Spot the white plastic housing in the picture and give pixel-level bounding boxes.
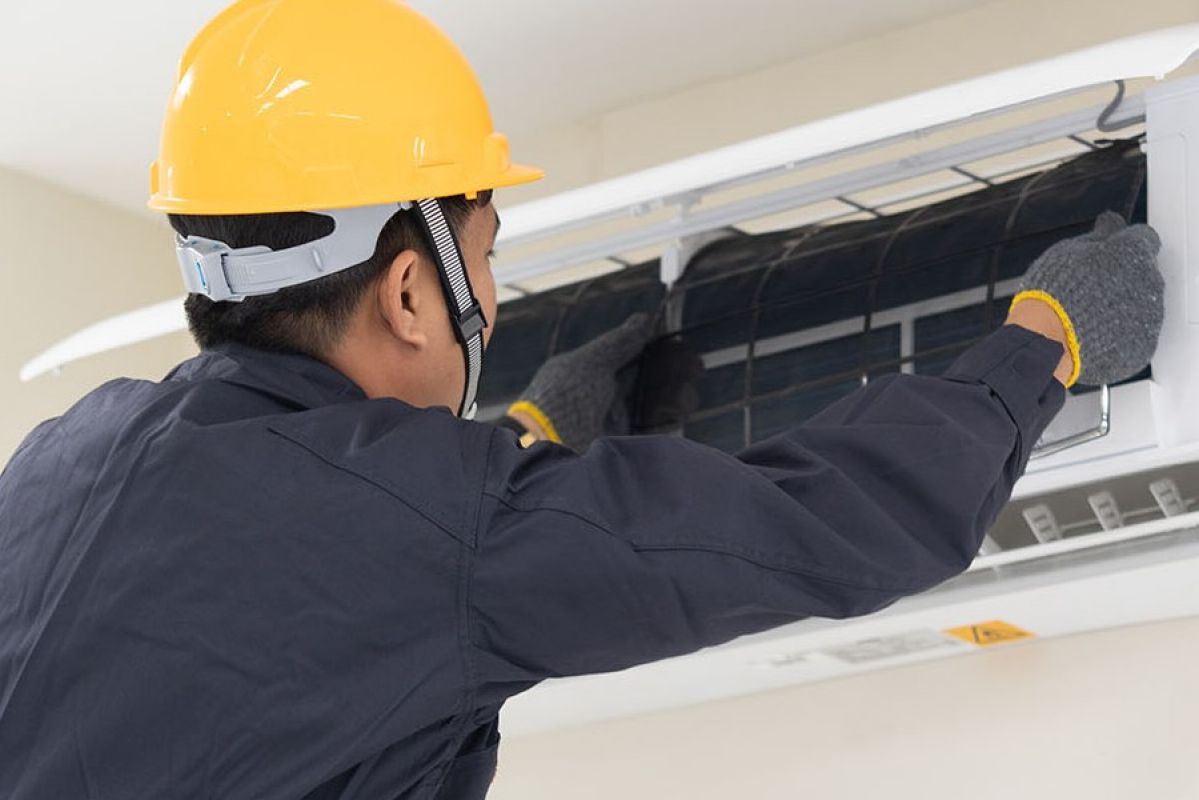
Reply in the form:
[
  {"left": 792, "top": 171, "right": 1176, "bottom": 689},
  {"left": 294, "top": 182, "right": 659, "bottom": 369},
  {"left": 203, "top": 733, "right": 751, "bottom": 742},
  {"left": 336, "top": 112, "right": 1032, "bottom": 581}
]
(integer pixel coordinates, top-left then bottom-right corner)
[{"left": 1147, "top": 74, "right": 1199, "bottom": 448}]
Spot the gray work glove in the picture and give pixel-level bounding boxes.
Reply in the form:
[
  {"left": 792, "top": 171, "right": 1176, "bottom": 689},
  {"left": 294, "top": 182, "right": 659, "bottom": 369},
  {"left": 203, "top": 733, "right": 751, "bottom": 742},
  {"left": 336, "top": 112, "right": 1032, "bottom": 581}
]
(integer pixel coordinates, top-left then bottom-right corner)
[
  {"left": 512, "top": 313, "right": 654, "bottom": 451},
  {"left": 1016, "top": 211, "right": 1163, "bottom": 386}
]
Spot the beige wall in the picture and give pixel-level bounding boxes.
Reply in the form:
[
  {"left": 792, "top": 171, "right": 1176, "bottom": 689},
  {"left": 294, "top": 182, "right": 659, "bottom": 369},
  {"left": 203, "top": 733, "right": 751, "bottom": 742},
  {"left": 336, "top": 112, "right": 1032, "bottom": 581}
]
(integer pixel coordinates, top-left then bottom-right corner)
[
  {"left": 490, "top": 616, "right": 1199, "bottom": 800},
  {"left": 0, "top": 166, "right": 195, "bottom": 463},
  {"left": 503, "top": 0, "right": 1199, "bottom": 204}
]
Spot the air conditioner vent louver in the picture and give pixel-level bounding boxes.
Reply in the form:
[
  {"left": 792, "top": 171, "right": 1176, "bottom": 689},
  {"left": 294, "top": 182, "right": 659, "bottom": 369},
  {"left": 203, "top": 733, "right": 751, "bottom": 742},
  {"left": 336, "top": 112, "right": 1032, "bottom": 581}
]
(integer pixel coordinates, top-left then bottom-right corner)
[{"left": 989, "top": 461, "right": 1199, "bottom": 552}]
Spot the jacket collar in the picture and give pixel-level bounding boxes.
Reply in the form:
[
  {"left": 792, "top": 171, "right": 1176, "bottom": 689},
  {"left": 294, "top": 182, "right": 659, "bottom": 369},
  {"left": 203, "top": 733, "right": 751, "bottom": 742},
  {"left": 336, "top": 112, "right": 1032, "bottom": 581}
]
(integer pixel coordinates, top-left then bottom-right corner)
[{"left": 167, "top": 343, "right": 368, "bottom": 410}]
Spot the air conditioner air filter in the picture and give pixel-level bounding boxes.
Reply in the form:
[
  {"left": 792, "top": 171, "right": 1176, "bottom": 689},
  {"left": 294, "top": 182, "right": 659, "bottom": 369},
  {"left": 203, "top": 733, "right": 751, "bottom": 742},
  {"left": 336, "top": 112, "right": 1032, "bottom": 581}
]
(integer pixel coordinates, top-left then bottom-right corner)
[{"left": 479, "top": 138, "right": 1148, "bottom": 452}]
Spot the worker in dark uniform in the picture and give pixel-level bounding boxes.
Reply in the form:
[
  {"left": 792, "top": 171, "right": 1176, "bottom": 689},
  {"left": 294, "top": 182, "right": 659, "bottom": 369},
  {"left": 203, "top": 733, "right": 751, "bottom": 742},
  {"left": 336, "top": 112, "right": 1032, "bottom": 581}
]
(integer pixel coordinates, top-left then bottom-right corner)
[{"left": 0, "top": 1, "right": 1164, "bottom": 798}]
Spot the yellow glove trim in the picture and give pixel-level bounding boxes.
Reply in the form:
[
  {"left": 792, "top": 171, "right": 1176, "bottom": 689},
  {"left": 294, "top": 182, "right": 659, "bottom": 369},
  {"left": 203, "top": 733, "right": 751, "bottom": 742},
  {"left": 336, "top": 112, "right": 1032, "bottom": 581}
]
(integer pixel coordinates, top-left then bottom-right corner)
[
  {"left": 1010, "top": 290, "right": 1081, "bottom": 388},
  {"left": 507, "top": 401, "right": 563, "bottom": 445}
]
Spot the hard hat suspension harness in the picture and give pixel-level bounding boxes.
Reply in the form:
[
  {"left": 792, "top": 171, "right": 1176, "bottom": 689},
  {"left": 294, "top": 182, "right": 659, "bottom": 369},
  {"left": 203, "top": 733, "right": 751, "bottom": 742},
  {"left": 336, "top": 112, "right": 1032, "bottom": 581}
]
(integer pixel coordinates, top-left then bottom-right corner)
[{"left": 174, "top": 199, "right": 486, "bottom": 419}]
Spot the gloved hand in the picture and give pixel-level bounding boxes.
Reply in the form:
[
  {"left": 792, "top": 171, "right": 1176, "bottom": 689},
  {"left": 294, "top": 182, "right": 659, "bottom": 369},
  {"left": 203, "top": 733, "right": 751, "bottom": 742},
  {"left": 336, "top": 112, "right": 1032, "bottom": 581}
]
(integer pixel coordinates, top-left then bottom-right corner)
[
  {"left": 1013, "top": 211, "right": 1163, "bottom": 386},
  {"left": 509, "top": 313, "right": 654, "bottom": 451}
]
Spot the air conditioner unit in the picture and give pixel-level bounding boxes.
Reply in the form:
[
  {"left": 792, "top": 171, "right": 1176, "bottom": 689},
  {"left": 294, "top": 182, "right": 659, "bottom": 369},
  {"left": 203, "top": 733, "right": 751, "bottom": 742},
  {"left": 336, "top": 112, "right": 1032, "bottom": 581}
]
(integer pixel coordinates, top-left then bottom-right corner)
[
  {"left": 482, "top": 34, "right": 1199, "bottom": 735},
  {"left": 19, "top": 25, "right": 1199, "bottom": 737}
]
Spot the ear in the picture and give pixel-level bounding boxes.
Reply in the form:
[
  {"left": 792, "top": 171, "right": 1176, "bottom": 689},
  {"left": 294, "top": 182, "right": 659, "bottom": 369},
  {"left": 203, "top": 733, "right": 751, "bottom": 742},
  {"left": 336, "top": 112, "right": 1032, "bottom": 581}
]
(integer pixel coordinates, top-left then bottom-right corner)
[{"left": 377, "top": 249, "right": 428, "bottom": 349}]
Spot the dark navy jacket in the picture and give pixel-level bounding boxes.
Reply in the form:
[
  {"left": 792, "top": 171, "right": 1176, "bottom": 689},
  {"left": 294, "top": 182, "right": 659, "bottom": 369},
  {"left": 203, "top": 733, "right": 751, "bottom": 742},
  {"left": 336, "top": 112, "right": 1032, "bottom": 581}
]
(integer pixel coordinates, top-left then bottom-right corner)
[{"left": 0, "top": 326, "right": 1063, "bottom": 798}]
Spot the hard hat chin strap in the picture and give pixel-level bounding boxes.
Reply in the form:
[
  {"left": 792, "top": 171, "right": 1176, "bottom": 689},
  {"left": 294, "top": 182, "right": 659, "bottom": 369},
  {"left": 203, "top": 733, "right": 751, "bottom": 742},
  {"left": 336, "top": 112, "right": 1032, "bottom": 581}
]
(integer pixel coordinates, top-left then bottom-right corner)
[{"left": 406, "top": 199, "right": 487, "bottom": 420}]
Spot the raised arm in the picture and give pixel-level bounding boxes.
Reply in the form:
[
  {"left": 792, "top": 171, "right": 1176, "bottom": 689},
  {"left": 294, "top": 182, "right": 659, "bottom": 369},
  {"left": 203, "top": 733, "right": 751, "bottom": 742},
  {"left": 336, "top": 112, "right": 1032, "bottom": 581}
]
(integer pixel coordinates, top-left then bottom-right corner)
[{"left": 470, "top": 326, "right": 1061, "bottom": 686}]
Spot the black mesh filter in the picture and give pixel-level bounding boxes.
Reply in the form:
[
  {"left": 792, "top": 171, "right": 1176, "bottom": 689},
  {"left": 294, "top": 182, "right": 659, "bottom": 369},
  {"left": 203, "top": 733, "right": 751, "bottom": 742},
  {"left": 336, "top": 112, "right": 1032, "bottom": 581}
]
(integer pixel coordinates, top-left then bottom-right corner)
[
  {"left": 479, "top": 137, "right": 1149, "bottom": 451},
  {"left": 479, "top": 264, "right": 667, "bottom": 405}
]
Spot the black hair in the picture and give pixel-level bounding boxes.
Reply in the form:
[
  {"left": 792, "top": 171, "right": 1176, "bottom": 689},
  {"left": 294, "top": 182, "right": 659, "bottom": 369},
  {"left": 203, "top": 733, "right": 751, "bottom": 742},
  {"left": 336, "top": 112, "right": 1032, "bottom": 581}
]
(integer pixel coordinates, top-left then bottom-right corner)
[{"left": 169, "top": 191, "right": 492, "bottom": 358}]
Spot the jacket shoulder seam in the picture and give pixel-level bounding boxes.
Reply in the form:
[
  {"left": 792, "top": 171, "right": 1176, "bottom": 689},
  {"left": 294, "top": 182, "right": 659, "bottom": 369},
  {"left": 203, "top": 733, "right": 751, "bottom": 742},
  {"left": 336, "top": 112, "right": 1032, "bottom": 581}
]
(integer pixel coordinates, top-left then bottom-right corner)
[{"left": 268, "top": 426, "right": 468, "bottom": 544}]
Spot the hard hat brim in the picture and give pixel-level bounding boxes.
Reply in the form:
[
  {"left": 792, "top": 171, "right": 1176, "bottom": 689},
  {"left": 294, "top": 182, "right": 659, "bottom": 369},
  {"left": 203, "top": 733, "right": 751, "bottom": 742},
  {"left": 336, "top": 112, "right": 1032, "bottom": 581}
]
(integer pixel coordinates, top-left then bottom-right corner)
[{"left": 149, "top": 162, "right": 545, "bottom": 215}]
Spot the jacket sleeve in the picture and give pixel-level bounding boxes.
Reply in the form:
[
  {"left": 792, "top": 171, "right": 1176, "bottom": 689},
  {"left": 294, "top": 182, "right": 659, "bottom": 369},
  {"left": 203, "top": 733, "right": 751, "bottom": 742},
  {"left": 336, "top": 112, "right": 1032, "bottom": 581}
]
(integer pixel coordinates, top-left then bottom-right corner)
[{"left": 469, "top": 326, "right": 1065, "bottom": 687}]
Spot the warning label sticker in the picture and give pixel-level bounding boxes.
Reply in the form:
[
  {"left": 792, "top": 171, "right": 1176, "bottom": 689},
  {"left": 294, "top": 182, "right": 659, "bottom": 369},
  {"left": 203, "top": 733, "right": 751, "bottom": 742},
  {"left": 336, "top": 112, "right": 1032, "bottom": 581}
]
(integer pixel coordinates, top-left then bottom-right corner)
[
  {"left": 822, "top": 629, "right": 959, "bottom": 664},
  {"left": 943, "top": 620, "right": 1036, "bottom": 647}
]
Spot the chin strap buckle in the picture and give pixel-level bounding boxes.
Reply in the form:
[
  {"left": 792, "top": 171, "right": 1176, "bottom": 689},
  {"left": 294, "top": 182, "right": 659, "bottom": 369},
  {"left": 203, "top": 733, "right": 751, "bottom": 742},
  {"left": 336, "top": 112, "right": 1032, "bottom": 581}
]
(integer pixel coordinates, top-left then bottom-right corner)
[{"left": 454, "top": 303, "right": 488, "bottom": 344}]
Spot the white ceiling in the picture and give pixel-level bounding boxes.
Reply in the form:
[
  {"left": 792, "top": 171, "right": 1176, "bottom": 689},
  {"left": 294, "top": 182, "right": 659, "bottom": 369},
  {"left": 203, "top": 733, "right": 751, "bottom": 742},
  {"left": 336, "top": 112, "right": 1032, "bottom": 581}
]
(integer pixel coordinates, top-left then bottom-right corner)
[{"left": 0, "top": 0, "right": 991, "bottom": 215}]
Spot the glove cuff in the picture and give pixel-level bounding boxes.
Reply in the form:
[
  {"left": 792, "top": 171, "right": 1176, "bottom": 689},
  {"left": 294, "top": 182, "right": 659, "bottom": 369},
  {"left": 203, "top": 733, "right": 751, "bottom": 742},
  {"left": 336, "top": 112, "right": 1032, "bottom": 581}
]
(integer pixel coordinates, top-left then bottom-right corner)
[
  {"left": 507, "top": 400, "right": 563, "bottom": 445},
  {"left": 1010, "top": 290, "right": 1081, "bottom": 388}
]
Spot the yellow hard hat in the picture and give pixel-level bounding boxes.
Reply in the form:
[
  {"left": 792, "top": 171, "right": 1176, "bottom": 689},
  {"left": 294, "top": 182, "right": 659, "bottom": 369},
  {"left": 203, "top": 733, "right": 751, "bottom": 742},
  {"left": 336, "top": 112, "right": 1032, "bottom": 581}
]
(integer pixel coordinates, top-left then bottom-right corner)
[{"left": 148, "top": 0, "right": 543, "bottom": 214}]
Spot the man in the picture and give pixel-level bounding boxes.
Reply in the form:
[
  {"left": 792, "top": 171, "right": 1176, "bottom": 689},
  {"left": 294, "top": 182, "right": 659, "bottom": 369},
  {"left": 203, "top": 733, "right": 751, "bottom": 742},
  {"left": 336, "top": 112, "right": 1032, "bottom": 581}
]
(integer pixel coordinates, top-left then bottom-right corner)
[{"left": 0, "top": 1, "right": 1164, "bottom": 798}]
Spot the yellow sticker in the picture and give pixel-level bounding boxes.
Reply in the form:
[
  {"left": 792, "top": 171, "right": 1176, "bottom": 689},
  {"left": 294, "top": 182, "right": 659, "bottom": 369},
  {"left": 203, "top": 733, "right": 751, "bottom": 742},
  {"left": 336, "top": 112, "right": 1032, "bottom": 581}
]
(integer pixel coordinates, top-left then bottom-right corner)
[{"left": 943, "top": 620, "right": 1035, "bottom": 647}]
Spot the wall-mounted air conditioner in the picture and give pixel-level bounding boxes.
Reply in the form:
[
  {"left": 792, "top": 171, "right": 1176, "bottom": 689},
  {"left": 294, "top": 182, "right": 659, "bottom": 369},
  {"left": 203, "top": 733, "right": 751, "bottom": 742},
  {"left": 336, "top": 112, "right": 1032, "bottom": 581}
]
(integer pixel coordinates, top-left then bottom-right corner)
[
  {"left": 483, "top": 30, "right": 1199, "bottom": 735},
  {"left": 18, "top": 25, "right": 1199, "bottom": 737}
]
